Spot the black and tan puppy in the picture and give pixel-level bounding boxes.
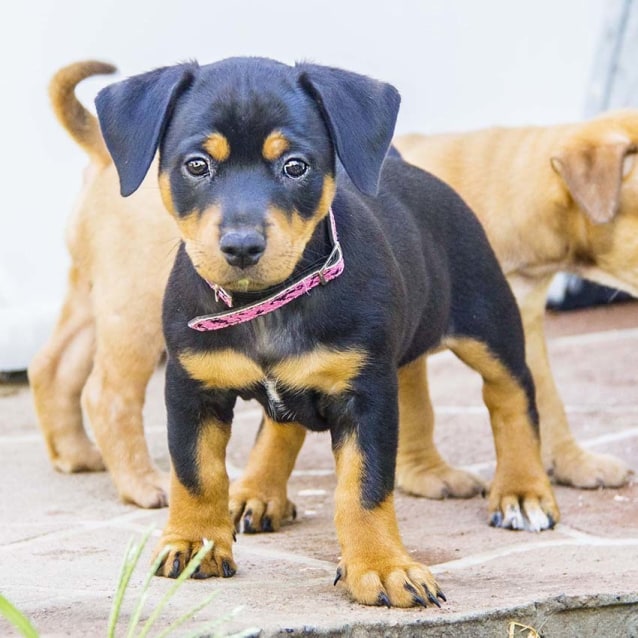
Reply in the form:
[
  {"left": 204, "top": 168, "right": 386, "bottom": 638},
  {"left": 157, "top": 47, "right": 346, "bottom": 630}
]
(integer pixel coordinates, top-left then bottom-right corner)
[{"left": 95, "top": 57, "right": 558, "bottom": 607}]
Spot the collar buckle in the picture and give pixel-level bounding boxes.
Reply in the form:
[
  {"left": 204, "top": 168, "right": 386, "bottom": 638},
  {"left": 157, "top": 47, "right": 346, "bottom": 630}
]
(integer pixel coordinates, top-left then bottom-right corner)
[{"left": 211, "top": 284, "right": 233, "bottom": 308}]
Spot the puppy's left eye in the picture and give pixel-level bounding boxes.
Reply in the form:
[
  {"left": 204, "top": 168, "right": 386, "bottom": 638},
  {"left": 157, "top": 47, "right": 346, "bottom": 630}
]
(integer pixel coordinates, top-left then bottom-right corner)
[
  {"left": 185, "top": 157, "right": 210, "bottom": 177},
  {"left": 283, "top": 159, "right": 309, "bottom": 179}
]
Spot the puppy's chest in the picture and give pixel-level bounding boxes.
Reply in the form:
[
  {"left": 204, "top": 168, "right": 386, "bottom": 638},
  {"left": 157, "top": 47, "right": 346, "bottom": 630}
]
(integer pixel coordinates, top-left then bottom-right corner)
[{"left": 179, "top": 316, "right": 365, "bottom": 424}]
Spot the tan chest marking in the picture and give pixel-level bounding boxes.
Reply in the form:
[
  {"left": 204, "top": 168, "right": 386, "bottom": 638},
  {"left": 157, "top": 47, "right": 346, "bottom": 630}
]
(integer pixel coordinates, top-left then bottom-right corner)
[{"left": 179, "top": 346, "right": 366, "bottom": 394}]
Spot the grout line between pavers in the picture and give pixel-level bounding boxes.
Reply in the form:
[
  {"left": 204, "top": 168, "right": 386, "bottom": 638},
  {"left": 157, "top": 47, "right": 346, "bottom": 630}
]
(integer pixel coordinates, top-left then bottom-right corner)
[
  {"left": 551, "top": 327, "right": 638, "bottom": 346},
  {"left": 431, "top": 527, "right": 638, "bottom": 573},
  {"left": 5, "top": 414, "right": 637, "bottom": 446},
  {"left": 434, "top": 405, "right": 638, "bottom": 415},
  {"left": 105, "top": 518, "right": 336, "bottom": 571},
  {"left": 0, "top": 508, "right": 158, "bottom": 550},
  {"left": 462, "top": 426, "right": 638, "bottom": 474},
  {"left": 233, "top": 543, "right": 336, "bottom": 571}
]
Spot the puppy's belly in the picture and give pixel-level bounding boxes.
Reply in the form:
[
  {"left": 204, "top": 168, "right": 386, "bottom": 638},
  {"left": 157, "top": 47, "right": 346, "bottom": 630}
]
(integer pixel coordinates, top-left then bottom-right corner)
[{"left": 242, "top": 378, "right": 330, "bottom": 431}]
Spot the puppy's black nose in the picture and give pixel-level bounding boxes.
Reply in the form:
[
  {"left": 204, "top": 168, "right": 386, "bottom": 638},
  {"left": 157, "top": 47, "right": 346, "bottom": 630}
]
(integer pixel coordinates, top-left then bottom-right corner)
[{"left": 219, "top": 230, "right": 266, "bottom": 268}]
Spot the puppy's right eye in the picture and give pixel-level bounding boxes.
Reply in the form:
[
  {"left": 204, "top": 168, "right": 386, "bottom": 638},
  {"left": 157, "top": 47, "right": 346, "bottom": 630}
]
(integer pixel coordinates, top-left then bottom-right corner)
[{"left": 185, "top": 157, "right": 210, "bottom": 177}]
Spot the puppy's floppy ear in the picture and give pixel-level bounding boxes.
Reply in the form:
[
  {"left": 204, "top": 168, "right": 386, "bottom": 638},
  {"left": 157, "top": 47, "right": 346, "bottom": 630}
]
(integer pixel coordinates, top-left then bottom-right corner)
[
  {"left": 95, "top": 63, "right": 196, "bottom": 197},
  {"left": 551, "top": 136, "right": 635, "bottom": 224},
  {"left": 298, "top": 64, "right": 401, "bottom": 196}
]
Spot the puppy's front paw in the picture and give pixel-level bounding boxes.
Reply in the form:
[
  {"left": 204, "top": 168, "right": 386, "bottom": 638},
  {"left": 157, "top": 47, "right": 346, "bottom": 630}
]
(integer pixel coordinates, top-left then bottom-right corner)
[
  {"left": 154, "top": 532, "right": 236, "bottom": 579},
  {"left": 229, "top": 478, "right": 297, "bottom": 533},
  {"left": 488, "top": 472, "right": 559, "bottom": 532},
  {"left": 334, "top": 556, "right": 445, "bottom": 608}
]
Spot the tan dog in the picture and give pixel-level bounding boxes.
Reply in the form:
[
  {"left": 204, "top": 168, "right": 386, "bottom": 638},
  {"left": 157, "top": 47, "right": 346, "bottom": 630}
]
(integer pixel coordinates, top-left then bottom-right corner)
[
  {"left": 29, "top": 62, "right": 175, "bottom": 507},
  {"left": 394, "top": 120, "right": 636, "bottom": 494},
  {"left": 30, "top": 61, "right": 633, "bottom": 510}
]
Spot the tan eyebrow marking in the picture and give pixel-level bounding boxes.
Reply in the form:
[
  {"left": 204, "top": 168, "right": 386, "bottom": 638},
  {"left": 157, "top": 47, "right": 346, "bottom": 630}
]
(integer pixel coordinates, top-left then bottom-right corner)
[
  {"left": 262, "top": 130, "right": 290, "bottom": 162},
  {"left": 204, "top": 132, "right": 231, "bottom": 162}
]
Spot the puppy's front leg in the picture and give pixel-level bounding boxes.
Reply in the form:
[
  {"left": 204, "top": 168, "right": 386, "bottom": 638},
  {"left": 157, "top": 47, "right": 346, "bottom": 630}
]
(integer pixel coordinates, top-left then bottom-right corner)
[
  {"left": 155, "top": 360, "right": 236, "bottom": 578},
  {"left": 332, "top": 374, "right": 445, "bottom": 608}
]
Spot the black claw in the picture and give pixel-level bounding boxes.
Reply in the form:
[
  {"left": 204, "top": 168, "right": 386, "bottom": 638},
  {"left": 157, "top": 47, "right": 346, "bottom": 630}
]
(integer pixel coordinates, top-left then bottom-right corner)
[
  {"left": 547, "top": 514, "right": 556, "bottom": 530},
  {"left": 261, "top": 516, "right": 273, "bottom": 533},
  {"left": 291, "top": 506, "right": 297, "bottom": 520},
  {"left": 168, "top": 554, "right": 181, "bottom": 579},
  {"left": 436, "top": 589, "right": 447, "bottom": 602},
  {"left": 377, "top": 592, "right": 391, "bottom": 608},
  {"left": 221, "top": 560, "right": 236, "bottom": 578},
  {"left": 333, "top": 568, "right": 343, "bottom": 586},
  {"left": 412, "top": 594, "right": 428, "bottom": 607},
  {"left": 243, "top": 515, "right": 256, "bottom": 534},
  {"left": 191, "top": 565, "right": 209, "bottom": 580},
  {"left": 426, "top": 591, "right": 442, "bottom": 608},
  {"left": 232, "top": 530, "right": 237, "bottom": 542},
  {"left": 489, "top": 512, "right": 503, "bottom": 527}
]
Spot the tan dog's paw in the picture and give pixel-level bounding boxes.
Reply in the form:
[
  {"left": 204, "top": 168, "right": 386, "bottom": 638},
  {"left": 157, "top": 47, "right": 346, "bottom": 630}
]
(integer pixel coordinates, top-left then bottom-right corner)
[
  {"left": 488, "top": 474, "right": 559, "bottom": 532},
  {"left": 117, "top": 469, "right": 170, "bottom": 509},
  {"left": 229, "top": 479, "right": 297, "bottom": 533},
  {"left": 52, "top": 440, "right": 105, "bottom": 473},
  {"left": 396, "top": 461, "right": 486, "bottom": 499},
  {"left": 334, "top": 557, "right": 446, "bottom": 608},
  {"left": 154, "top": 534, "right": 236, "bottom": 579},
  {"left": 549, "top": 446, "right": 633, "bottom": 488}
]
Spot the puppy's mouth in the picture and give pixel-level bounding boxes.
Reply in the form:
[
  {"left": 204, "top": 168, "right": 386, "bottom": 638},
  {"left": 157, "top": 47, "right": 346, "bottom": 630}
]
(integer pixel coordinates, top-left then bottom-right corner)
[{"left": 199, "top": 259, "right": 300, "bottom": 294}]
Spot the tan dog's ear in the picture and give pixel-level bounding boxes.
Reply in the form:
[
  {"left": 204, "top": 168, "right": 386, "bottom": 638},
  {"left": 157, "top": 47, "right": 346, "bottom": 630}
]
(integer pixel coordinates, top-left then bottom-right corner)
[{"left": 551, "top": 138, "right": 635, "bottom": 224}]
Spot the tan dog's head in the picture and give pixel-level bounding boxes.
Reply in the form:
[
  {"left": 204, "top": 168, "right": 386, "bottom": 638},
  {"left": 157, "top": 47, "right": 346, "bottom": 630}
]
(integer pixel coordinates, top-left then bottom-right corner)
[{"left": 551, "top": 109, "right": 638, "bottom": 294}]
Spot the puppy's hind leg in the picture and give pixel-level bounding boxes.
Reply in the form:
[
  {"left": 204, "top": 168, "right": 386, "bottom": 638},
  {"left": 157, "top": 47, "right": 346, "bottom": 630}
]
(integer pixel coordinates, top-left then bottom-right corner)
[
  {"left": 229, "top": 416, "right": 304, "bottom": 533},
  {"left": 29, "top": 264, "right": 104, "bottom": 473},
  {"left": 446, "top": 335, "right": 559, "bottom": 532},
  {"left": 395, "top": 354, "right": 485, "bottom": 499}
]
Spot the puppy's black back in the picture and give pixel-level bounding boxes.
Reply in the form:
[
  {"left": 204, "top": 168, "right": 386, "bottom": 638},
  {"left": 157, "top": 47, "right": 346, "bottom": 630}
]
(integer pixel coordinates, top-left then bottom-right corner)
[{"left": 335, "top": 156, "right": 526, "bottom": 375}]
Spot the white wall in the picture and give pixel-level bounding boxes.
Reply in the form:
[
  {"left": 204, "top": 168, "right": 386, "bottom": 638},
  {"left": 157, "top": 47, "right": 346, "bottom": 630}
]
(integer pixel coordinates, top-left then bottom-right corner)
[{"left": 0, "top": 0, "right": 606, "bottom": 369}]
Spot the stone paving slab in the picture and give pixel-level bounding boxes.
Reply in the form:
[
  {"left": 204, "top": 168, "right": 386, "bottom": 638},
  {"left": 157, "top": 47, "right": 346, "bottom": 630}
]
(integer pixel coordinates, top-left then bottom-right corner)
[{"left": 0, "top": 303, "right": 637, "bottom": 636}]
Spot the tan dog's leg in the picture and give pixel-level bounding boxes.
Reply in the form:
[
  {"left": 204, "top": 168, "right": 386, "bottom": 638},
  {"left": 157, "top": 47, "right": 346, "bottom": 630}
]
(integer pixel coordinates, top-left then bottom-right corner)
[
  {"left": 520, "top": 286, "right": 631, "bottom": 487},
  {"left": 82, "top": 302, "right": 167, "bottom": 508},
  {"left": 229, "top": 416, "right": 304, "bottom": 532},
  {"left": 447, "top": 338, "right": 559, "bottom": 530},
  {"left": 29, "top": 265, "right": 103, "bottom": 472},
  {"left": 395, "top": 355, "right": 485, "bottom": 498}
]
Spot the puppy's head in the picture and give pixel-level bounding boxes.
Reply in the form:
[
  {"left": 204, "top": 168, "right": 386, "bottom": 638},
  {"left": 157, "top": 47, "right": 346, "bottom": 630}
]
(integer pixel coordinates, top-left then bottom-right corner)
[
  {"left": 551, "top": 109, "right": 638, "bottom": 294},
  {"left": 95, "top": 58, "right": 400, "bottom": 291}
]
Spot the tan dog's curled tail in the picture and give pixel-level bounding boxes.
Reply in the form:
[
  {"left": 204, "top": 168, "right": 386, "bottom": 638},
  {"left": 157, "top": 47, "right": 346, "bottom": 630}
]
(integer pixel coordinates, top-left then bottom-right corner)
[{"left": 49, "top": 60, "right": 117, "bottom": 166}]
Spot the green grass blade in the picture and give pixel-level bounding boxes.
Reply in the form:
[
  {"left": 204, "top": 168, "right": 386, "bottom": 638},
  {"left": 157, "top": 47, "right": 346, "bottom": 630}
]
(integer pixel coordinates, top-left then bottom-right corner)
[
  {"left": 154, "top": 590, "right": 219, "bottom": 638},
  {"left": 182, "top": 605, "right": 260, "bottom": 638},
  {"left": 107, "top": 535, "right": 136, "bottom": 638},
  {"left": 0, "top": 594, "right": 39, "bottom": 638},
  {"left": 137, "top": 539, "right": 213, "bottom": 638},
  {"left": 107, "top": 526, "right": 155, "bottom": 638},
  {"left": 125, "top": 544, "right": 170, "bottom": 638}
]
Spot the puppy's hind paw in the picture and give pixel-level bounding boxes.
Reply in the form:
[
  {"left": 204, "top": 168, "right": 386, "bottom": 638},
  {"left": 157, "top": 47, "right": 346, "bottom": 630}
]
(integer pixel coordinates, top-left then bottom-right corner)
[{"left": 489, "top": 495, "right": 557, "bottom": 532}]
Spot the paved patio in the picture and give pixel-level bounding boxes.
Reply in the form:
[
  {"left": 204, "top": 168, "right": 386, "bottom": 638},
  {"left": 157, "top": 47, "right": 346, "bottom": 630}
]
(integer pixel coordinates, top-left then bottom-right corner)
[{"left": 1, "top": 302, "right": 637, "bottom": 637}]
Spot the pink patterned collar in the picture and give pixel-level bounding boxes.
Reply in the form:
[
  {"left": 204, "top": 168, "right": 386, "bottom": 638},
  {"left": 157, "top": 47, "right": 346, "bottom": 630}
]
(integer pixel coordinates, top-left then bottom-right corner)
[{"left": 188, "top": 210, "right": 344, "bottom": 331}]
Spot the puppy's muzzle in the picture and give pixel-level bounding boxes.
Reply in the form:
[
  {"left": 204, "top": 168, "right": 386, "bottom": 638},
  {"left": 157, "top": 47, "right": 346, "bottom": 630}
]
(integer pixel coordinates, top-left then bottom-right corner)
[{"left": 220, "top": 229, "right": 266, "bottom": 269}]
